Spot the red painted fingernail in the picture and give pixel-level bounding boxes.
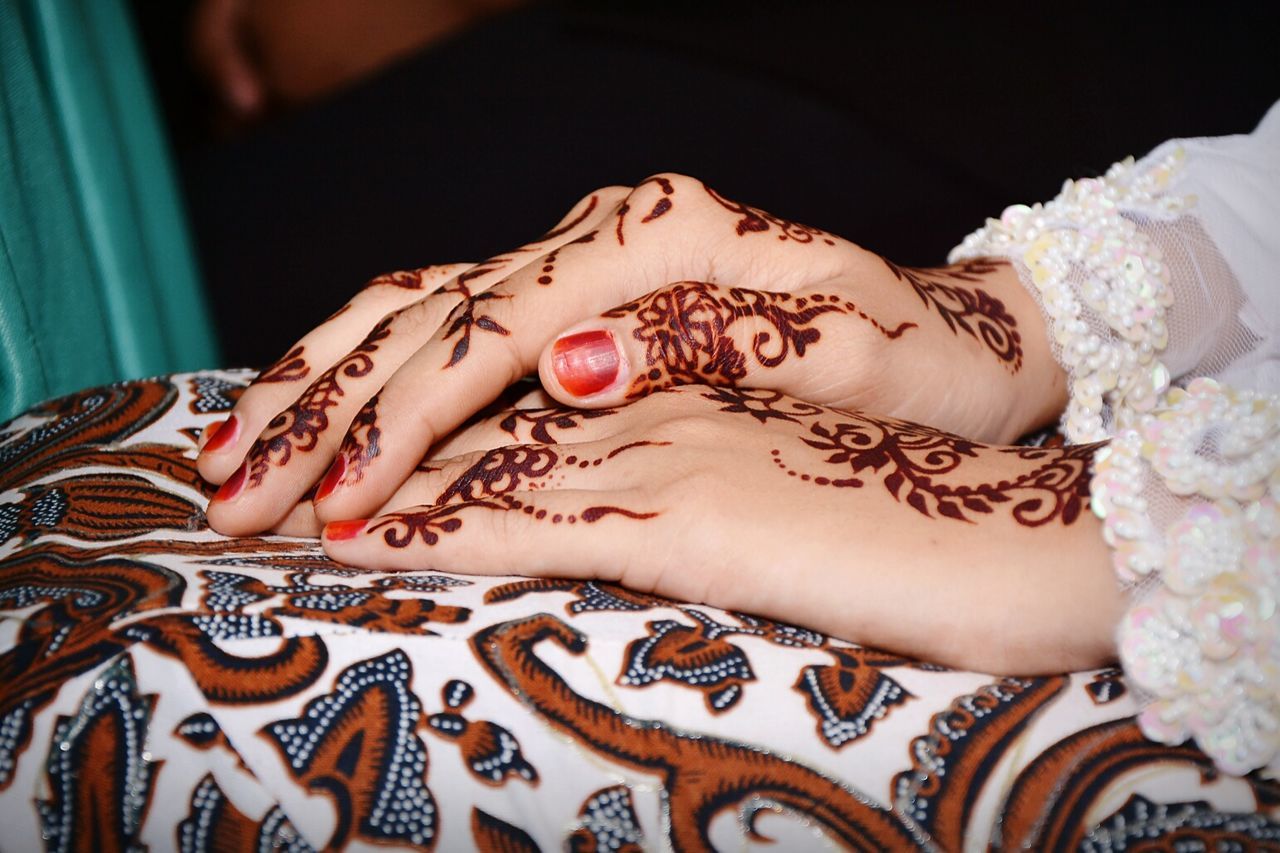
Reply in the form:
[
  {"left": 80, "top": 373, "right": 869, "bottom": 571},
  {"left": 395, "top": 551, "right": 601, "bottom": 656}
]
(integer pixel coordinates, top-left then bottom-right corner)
[
  {"left": 552, "top": 330, "right": 620, "bottom": 397},
  {"left": 202, "top": 415, "right": 240, "bottom": 453},
  {"left": 323, "top": 519, "right": 368, "bottom": 541},
  {"left": 314, "top": 455, "right": 347, "bottom": 503},
  {"left": 213, "top": 461, "right": 248, "bottom": 502}
]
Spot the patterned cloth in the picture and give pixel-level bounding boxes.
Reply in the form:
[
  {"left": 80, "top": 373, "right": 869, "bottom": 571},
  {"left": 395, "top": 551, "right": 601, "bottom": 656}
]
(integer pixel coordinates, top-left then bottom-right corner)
[{"left": 1, "top": 371, "right": 1275, "bottom": 851}]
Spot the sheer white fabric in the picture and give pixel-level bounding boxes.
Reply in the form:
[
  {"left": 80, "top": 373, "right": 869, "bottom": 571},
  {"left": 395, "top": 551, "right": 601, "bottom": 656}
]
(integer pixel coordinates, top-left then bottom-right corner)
[{"left": 950, "top": 102, "right": 1280, "bottom": 777}]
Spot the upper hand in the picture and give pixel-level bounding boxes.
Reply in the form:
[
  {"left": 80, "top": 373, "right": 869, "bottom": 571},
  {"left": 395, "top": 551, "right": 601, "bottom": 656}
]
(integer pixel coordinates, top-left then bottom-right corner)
[{"left": 198, "top": 175, "right": 1065, "bottom": 536}]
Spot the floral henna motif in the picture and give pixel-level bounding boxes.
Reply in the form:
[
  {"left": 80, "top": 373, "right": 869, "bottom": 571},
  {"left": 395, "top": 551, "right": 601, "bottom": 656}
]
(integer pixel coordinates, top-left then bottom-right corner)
[
  {"left": 498, "top": 406, "right": 619, "bottom": 444},
  {"left": 615, "top": 176, "right": 675, "bottom": 245},
  {"left": 706, "top": 389, "right": 1097, "bottom": 526},
  {"left": 700, "top": 386, "right": 825, "bottom": 425},
  {"left": 254, "top": 345, "right": 310, "bottom": 384},
  {"left": 443, "top": 292, "right": 512, "bottom": 367},
  {"left": 607, "top": 282, "right": 909, "bottom": 398},
  {"left": 245, "top": 317, "right": 394, "bottom": 487},
  {"left": 704, "top": 185, "right": 836, "bottom": 245},
  {"left": 370, "top": 495, "right": 656, "bottom": 548},
  {"left": 880, "top": 256, "right": 1023, "bottom": 371}
]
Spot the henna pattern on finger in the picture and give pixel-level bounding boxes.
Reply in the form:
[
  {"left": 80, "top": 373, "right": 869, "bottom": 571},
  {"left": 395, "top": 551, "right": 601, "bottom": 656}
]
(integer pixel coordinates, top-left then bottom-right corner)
[
  {"left": 369, "top": 493, "right": 656, "bottom": 549},
  {"left": 255, "top": 345, "right": 310, "bottom": 385},
  {"left": 443, "top": 292, "right": 512, "bottom": 367},
  {"left": 498, "top": 406, "right": 619, "bottom": 444},
  {"left": 607, "top": 282, "right": 913, "bottom": 399},
  {"left": 363, "top": 266, "right": 457, "bottom": 291},
  {"left": 704, "top": 186, "right": 836, "bottom": 245},
  {"left": 538, "top": 194, "right": 600, "bottom": 242},
  {"left": 244, "top": 316, "right": 395, "bottom": 487},
  {"left": 880, "top": 257, "right": 1023, "bottom": 371},
  {"left": 707, "top": 388, "right": 1098, "bottom": 526},
  {"left": 700, "top": 386, "right": 826, "bottom": 425},
  {"left": 615, "top": 177, "right": 675, "bottom": 246}
]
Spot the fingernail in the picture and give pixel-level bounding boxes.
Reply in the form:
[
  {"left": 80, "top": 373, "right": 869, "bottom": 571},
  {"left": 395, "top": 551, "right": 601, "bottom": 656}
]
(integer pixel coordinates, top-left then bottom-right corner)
[
  {"left": 323, "top": 519, "right": 368, "bottom": 541},
  {"left": 314, "top": 455, "right": 347, "bottom": 503},
  {"left": 552, "top": 330, "right": 620, "bottom": 397},
  {"left": 202, "top": 415, "right": 240, "bottom": 453},
  {"left": 213, "top": 461, "right": 248, "bottom": 503}
]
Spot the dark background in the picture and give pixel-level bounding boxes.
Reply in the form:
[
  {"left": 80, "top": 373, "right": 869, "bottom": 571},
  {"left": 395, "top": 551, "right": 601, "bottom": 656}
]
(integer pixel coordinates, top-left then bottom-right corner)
[{"left": 132, "top": 1, "right": 1280, "bottom": 367}]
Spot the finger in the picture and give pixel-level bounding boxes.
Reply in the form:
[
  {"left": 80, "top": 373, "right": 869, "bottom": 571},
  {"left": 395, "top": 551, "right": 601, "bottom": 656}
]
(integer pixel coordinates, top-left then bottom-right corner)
[
  {"left": 198, "top": 263, "right": 471, "bottom": 478},
  {"left": 321, "top": 489, "right": 659, "bottom": 577},
  {"left": 312, "top": 174, "right": 847, "bottom": 520},
  {"left": 388, "top": 437, "right": 666, "bottom": 509},
  {"left": 428, "top": 404, "right": 626, "bottom": 460},
  {"left": 206, "top": 191, "right": 623, "bottom": 534},
  {"left": 201, "top": 187, "right": 624, "bottom": 479},
  {"left": 537, "top": 282, "right": 905, "bottom": 406}
]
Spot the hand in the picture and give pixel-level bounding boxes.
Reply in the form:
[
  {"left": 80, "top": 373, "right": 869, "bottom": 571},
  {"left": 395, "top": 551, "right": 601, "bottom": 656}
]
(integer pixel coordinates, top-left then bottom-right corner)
[
  {"left": 316, "top": 386, "right": 1120, "bottom": 675},
  {"left": 199, "top": 175, "right": 1065, "bottom": 536}
]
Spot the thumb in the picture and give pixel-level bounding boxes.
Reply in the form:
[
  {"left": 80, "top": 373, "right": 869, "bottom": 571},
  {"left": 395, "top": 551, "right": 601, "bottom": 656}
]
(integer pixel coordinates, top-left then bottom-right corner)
[{"left": 537, "top": 281, "right": 859, "bottom": 407}]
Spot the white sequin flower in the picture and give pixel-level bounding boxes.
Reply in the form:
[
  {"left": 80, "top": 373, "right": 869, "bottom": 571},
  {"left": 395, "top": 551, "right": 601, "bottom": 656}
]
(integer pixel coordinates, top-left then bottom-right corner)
[{"left": 951, "top": 152, "right": 1280, "bottom": 778}]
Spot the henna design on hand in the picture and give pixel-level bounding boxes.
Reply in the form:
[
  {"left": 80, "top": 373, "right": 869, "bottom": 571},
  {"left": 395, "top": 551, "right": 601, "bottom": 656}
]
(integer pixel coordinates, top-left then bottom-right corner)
[
  {"left": 606, "top": 282, "right": 912, "bottom": 399},
  {"left": 255, "top": 345, "right": 310, "bottom": 384},
  {"left": 336, "top": 393, "right": 382, "bottom": 487},
  {"left": 879, "top": 257, "right": 1023, "bottom": 371},
  {"left": 708, "top": 389, "right": 1097, "bottom": 526},
  {"left": 498, "top": 406, "right": 619, "bottom": 444},
  {"left": 437, "top": 441, "right": 667, "bottom": 504},
  {"left": 704, "top": 186, "right": 835, "bottom": 245},
  {"left": 615, "top": 177, "right": 675, "bottom": 246},
  {"left": 369, "top": 493, "right": 656, "bottom": 548},
  {"left": 363, "top": 266, "right": 453, "bottom": 291},
  {"left": 538, "top": 194, "right": 600, "bottom": 242},
  {"left": 245, "top": 317, "right": 394, "bottom": 487},
  {"left": 443, "top": 292, "right": 512, "bottom": 367},
  {"left": 699, "top": 387, "right": 825, "bottom": 425}
]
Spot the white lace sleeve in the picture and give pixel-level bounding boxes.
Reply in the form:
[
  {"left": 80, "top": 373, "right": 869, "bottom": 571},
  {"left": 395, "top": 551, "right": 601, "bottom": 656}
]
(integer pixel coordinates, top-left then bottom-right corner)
[{"left": 949, "top": 102, "right": 1280, "bottom": 777}]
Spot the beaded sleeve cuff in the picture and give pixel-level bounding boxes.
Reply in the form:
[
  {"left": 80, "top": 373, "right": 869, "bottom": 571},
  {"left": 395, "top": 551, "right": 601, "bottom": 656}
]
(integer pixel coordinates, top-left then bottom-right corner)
[{"left": 949, "top": 151, "right": 1280, "bottom": 776}]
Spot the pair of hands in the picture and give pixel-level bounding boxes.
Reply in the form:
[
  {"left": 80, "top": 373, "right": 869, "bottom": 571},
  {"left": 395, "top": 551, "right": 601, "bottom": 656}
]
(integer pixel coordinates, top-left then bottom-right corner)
[{"left": 198, "top": 174, "right": 1117, "bottom": 673}]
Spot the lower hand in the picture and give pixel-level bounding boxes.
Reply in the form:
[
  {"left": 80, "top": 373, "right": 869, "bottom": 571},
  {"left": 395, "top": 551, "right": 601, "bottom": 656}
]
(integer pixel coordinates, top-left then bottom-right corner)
[{"left": 318, "top": 386, "right": 1120, "bottom": 675}]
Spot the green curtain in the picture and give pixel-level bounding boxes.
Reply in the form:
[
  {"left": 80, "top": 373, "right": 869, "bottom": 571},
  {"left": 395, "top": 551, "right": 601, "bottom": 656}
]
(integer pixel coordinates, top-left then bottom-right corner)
[{"left": 0, "top": 0, "right": 218, "bottom": 422}]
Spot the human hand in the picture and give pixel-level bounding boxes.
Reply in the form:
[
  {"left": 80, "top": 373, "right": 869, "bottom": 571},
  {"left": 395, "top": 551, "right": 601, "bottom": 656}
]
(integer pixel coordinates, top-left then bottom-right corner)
[
  {"left": 199, "top": 175, "right": 1065, "bottom": 536},
  {"left": 317, "top": 386, "right": 1120, "bottom": 675}
]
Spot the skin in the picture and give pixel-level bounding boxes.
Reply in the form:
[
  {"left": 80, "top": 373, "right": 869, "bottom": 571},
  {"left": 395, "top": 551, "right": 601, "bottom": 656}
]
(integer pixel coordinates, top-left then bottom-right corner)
[
  {"left": 200, "top": 175, "right": 1066, "bottom": 534},
  {"left": 316, "top": 387, "right": 1123, "bottom": 675},
  {"left": 195, "top": 174, "right": 1113, "bottom": 674}
]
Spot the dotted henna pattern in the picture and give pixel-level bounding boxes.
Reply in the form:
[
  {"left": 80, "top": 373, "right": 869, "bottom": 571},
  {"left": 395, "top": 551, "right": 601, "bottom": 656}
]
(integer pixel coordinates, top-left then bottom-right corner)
[
  {"left": 708, "top": 388, "right": 1098, "bottom": 526},
  {"left": 370, "top": 494, "right": 656, "bottom": 549}
]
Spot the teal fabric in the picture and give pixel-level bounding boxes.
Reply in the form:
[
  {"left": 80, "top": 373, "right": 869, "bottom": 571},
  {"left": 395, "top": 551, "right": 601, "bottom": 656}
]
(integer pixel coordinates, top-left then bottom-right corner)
[{"left": 0, "top": 0, "right": 218, "bottom": 422}]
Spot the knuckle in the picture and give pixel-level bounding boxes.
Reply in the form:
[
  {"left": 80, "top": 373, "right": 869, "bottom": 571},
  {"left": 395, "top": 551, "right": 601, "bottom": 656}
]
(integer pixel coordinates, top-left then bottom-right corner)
[{"left": 646, "top": 413, "right": 720, "bottom": 446}]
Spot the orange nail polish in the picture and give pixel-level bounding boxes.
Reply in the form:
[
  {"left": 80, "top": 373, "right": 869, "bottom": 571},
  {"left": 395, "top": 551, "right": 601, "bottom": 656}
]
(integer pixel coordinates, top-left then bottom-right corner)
[
  {"left": 213, "top": 461, "right": 248, "bottom": 502},
  {"left": 314, "top": 455, "right": 347, "bottom": 503},
  {"left": 323, "top": 519, "right": 368, "bottom": 541},
  {"left": 203, "top": 415, "right": 240, "bottom": 453}
]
